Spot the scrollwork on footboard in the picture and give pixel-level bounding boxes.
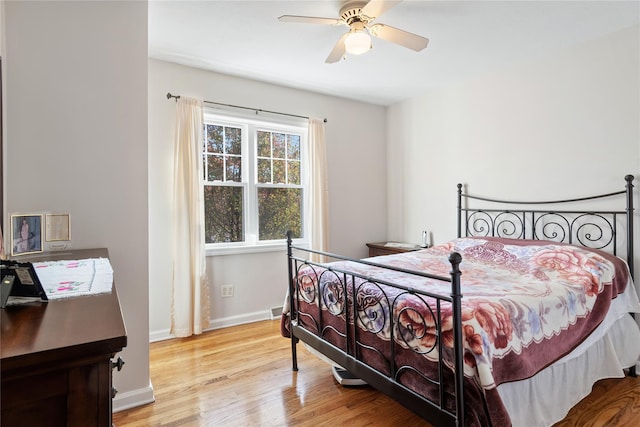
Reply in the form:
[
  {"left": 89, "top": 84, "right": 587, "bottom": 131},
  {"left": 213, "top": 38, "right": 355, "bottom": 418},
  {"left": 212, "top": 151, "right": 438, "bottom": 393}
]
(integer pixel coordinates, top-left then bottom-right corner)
[
  {"left": 392, "top": 291, "right": 447, "bottom": 395},
  {"left": 286, "top": 234, "right": 466, "bottom": 426},
  {"left": 353, "top": 281, "right": 392, "bottom": 372}
]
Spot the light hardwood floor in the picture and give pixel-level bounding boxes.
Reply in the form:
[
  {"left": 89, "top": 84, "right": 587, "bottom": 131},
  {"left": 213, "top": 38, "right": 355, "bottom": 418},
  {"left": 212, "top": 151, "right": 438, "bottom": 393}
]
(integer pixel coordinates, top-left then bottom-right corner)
[{"left": 113, "top": 320, "right": 640, "bottom": 427}]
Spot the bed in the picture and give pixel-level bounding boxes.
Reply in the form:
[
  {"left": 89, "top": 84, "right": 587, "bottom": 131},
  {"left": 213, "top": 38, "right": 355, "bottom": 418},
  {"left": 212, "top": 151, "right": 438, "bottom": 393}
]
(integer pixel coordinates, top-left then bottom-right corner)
[{"left": 282, "top": 175, "right": 640, "bottom": 427}]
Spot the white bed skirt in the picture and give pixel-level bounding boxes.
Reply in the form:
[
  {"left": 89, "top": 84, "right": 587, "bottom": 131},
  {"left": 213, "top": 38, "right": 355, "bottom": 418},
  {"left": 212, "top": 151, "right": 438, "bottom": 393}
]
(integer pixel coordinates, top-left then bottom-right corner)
[{"left": 497, "top": 286, "right": 640, "bottom": 427}]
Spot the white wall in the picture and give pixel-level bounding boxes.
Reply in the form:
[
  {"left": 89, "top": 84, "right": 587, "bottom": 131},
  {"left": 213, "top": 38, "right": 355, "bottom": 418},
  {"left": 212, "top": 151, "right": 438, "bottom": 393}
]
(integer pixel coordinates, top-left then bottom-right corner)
[
  {"left": 149, "top": 59, "right": 387, "bottom": 338},
  {"left": 388, "top": 25, "right": 640, "bottom": 273},
  {"left": 4, "top": 0, "right": 151, "bottom": 410}
]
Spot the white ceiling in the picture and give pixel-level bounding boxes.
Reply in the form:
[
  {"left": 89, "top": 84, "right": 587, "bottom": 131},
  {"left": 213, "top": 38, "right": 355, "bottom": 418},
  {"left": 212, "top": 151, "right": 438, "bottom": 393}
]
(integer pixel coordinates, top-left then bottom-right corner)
[{"left": 149, "top": 0, "right": 640, "bottom": 106}]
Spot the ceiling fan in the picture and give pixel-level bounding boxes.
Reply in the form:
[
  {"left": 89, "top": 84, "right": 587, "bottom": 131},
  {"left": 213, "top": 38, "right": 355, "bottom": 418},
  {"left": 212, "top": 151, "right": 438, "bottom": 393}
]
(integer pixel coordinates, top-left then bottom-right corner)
[{"left": 278, "top": 0, "right": 429, "bottom": 63}]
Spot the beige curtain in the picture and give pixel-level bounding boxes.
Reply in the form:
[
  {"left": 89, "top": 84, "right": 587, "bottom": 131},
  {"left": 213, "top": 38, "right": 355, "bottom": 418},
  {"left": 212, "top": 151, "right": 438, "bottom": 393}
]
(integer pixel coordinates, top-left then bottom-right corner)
[
  {"left": 309, "top": 118, "right": 329, "bottom": 263},
  {"left": 171, "top": 97, "right": 210, "bottom": 337}
]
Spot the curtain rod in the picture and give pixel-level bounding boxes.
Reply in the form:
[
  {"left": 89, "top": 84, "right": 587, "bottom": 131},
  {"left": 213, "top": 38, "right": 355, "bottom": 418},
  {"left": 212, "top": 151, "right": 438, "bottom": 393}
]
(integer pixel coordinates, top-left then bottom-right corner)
[{"left": 166, "top": 92, "right": 327, "bottom": 123}]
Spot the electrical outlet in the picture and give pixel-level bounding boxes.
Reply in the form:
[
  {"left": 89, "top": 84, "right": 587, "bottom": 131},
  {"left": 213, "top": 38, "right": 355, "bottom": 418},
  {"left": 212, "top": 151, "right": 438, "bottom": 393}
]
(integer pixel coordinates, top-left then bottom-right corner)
[{"left": 221, "top": 284, "right": 234, "bottom": 297}]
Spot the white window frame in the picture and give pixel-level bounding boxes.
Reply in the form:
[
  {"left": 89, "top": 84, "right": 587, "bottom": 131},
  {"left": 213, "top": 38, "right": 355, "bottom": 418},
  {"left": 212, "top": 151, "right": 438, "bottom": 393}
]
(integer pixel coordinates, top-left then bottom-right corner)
[{"left": 203, "top": 109, "right": 310, "bottom": 256}]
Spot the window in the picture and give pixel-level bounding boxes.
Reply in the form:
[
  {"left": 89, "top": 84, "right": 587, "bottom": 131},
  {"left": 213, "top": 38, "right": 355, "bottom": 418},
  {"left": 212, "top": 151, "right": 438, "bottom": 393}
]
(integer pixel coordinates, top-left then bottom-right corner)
[{"left": 202, "top": 112, "right": 309, "bottom": 251}]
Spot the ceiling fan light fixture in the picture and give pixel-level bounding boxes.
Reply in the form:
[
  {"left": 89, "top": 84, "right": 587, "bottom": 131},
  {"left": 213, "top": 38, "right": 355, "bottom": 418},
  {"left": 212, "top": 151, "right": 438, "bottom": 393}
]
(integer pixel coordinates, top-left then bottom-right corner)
[{"left": 344, "top": 29, "right": 371, "bottom": 55}]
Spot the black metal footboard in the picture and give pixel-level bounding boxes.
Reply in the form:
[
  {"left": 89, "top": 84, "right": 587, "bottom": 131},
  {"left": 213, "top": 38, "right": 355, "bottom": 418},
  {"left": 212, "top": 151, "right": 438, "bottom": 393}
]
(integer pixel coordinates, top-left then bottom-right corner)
[{"left": 286, "top": 232, "right": 465, "bottom": 427}]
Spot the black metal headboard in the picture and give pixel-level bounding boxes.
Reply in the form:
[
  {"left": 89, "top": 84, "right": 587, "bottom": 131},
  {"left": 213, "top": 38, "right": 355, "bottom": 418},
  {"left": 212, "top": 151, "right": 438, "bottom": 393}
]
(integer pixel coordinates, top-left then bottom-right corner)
[{"left": 457, "top": 175, "right": 635, "bottom": 279}]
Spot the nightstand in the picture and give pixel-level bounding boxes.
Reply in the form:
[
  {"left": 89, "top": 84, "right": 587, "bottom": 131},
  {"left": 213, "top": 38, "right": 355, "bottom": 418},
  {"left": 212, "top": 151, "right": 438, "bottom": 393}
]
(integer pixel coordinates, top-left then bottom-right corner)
[{"left": 366, "top": 242, "right": 423, "bottom": 257}]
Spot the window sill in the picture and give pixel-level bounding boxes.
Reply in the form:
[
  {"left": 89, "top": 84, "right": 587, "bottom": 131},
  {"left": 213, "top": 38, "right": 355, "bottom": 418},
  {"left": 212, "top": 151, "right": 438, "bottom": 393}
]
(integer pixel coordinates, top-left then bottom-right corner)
[{"left": 205, "top": 241, "right": 309, "bottom": 257}]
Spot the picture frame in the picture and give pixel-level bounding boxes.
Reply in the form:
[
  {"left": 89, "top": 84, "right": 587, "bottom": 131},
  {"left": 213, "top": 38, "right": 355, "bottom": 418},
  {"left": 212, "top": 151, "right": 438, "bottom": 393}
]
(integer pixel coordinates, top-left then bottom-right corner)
[
  {"left": 45, "top": 213, "right": 71, "bottom": 242},
  {"left": 10, "top": 214, "right": 43, "bottom": 256}
]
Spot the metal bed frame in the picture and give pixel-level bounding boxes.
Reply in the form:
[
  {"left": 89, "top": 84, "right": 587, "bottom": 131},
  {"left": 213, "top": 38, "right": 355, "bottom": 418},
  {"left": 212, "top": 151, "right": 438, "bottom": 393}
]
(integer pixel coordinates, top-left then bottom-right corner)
[{"left": 286, "top": 175, "right": 635, "bottom": 426}]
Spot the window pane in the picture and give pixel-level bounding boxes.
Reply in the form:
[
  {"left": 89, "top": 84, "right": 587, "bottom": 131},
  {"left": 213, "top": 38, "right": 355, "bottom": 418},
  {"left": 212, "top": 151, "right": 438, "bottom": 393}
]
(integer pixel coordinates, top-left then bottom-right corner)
[
  {"left": 287, "top": 134, "right": 300, "bottom": 160},
  {"left": 226, "top": 156, "right": 242, "bottom": 182},
  {"left": 257, "top": 131, "right": 270, "bottom": 157},
  {"left": 273, "top": 133, "right": 286, "bottom": 158},
  {"left": 288, "top": 160, "right": 300, "bottom": 185},
  {"left": 225, "top": 127, "right": 242, "bottom": 155},
  {"left": 206, "top": 125, "right": 223, "bottom": 153},
  {"left": 206, "top": 155, "right": 224, "bottom": 181},
  {"left": 258, "top": 188, "right": 302, "bottom": 240},
  {"left": 204, "top": 186, "right": 244, "bottom": 243},
  {"left": 273, "top": 159, "right": 286, "bottom": 184},
  {"left": 257, "top": 158, "right": 271, "bottom": 184}
]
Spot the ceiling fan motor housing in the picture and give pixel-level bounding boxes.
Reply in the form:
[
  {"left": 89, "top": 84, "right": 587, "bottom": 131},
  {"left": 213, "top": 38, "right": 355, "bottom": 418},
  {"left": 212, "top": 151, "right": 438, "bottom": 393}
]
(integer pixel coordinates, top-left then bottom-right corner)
[{"left": 339, "top": 0, "right": 370, "bottom": 24}]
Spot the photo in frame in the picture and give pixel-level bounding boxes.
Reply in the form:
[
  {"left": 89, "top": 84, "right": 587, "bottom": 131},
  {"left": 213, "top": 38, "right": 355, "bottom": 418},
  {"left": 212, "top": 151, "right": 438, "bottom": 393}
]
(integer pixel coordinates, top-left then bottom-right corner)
[
  {"left": 46, "top": 213, "right": 71, "bottom": 242},
  {"left": 10, "top": 214, "right": 43, "bottom": 256}
]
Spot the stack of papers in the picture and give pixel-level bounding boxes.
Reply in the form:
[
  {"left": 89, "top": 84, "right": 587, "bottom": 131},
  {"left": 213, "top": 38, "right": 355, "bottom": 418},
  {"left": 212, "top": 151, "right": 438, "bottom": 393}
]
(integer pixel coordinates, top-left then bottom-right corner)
[{"left": 33, "top": 258, "right": 113, "bottom": 299}]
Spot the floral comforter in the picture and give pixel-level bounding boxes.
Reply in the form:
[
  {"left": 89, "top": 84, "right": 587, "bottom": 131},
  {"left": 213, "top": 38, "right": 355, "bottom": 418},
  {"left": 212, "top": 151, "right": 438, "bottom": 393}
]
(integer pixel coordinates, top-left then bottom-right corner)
[{"left": 285, "top": 237, "right": 632, "bottom": 426}]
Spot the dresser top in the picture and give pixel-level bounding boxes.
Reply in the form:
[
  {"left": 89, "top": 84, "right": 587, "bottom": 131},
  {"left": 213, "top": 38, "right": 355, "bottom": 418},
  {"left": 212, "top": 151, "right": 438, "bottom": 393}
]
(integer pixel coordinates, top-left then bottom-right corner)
[{"left": 1, "top": 248, "right": 127, "bottom": 371}]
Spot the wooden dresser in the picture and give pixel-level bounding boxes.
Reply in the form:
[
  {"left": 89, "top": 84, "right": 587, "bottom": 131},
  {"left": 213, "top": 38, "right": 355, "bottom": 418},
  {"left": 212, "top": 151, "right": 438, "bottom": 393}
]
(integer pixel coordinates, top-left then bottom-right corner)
[
  {"left": 1, "top": 248, "right": 127, "bottom": 427},
  {"left": 366, "top": 242, "right": 422, "bottom": 257}
]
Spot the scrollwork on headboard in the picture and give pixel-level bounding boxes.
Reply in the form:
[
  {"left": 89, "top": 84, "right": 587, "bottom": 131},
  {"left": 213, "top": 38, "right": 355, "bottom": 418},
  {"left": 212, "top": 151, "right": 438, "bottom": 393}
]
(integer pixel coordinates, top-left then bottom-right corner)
[
  {"left": 534, "top": 212, "right": 617, "bottom": 249},
  {"left": 457, "top": 175, "right": 635, "bottom": 277},
  {"left": 466, "top": 211, "right": 525, "bottom": 240}
]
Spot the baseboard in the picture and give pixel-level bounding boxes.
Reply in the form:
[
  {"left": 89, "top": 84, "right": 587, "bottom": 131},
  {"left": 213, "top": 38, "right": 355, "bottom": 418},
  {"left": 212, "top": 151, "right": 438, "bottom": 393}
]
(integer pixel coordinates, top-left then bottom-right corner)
[
  {"left": 112, "top": 382, "right": 155, "bottom": 412},
  {"left": 149, "top": 310, "right": 273, "bottom": 343},
  {"left": 208, "top": 310, "right": 271, "bottom": 330},
  {"left": 149, "top": 328, "right": 172, "bottom": 343}
]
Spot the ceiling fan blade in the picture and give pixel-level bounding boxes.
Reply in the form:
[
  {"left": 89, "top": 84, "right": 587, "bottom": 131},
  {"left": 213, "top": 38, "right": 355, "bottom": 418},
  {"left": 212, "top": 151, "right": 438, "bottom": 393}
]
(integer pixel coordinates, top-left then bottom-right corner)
[
  {"left": 369, "top": 23, "right": 429, "bottom": 51},
  {"left": 361, "top": 0, "right": 402, "bottom": 19},
  {"left": 278, "top": 15, "right": 341, "bottom": 25},
  {"left": 325, "top": 33, "right": 349, "bottom": 64}
]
